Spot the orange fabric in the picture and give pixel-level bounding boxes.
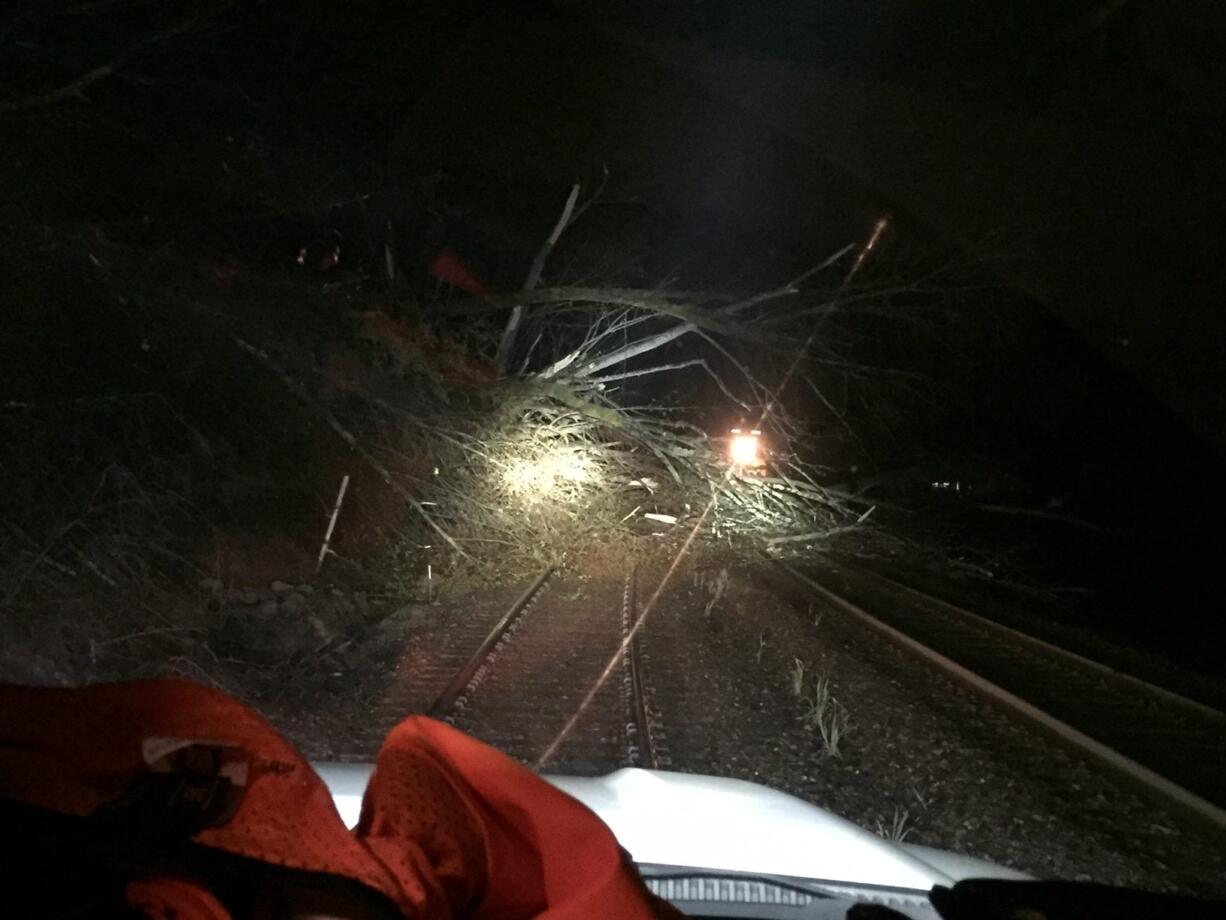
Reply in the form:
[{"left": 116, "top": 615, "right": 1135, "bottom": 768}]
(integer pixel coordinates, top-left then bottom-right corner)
[
  {"left": 428, "top": 248, "right": 493, "bottom": 300},
  {"left": 126, "top": 879, "right": 233, "bottom": 920},
  {"left": 0, "top": 679, "right": 673, "bottom": 919}
]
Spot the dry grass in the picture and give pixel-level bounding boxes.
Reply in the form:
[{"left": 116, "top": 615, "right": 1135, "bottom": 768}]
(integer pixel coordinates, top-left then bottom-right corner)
[
  {"left": 796, "top": 671, "right": 850, "bottom": 757},
  {"left": 817, "top": 698, "right": 850, "bottom": 757},
  {"left": 875, "top": 807, "right": 915, "bottom": 843},
  {"left": 1, "top": 458, "right": 202, "bottom": 610},
  {"left": 790, "top": 657, "right": 807, "bottom": 696}
]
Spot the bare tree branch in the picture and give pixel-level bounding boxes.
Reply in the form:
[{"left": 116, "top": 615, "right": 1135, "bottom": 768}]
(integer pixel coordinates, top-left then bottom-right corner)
[
  {"left": 524, "top": 182, "right": 580, "bottom": 291},
  {"left": 722, "top": 243, "right": 855, "bottom": 315},
  {"left": 589, "top": 358, "right": 749, "bottom": 409},
  {"left": 0, "top": 11, "right": 206, "bottom": 114},
  {"left": 571, "top": 322, "right": 695, "bottom": 379},
  {"left": 764, "top": 525, "right": 864, "bottom": 545},
  {"left": 567, "top": 164, "right": 609, "bottom": 225},
  {"left": 587, "top": 359, "right": 710, "bottom": 384},
  {"left": 497, "top": 182, "right": 580, "bottom": 374},
  {"left": 439, "top": 285, "right": 740, "bottom": 317},
  {"left": 804, "top": 373, "right": 866, "bottom": 452},
  {"left": 535, "top": 246, "right": 858, "bottom": 384},
  {"left": 522, "top": 287, "right": 756, "bottom": 336},
  {"left": 692, "top": 329, "right": 771, "bottom": 402}
]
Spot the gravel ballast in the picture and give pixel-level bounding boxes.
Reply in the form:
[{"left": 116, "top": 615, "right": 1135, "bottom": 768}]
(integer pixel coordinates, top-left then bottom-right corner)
[{"left": 36, "top": 554, "right": 1221, "bottom": 898}]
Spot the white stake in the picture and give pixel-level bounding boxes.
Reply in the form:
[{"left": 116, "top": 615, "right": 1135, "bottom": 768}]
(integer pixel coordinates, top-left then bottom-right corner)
[{"left": 316, "top": 474, "right": 350, "bottom": 573}]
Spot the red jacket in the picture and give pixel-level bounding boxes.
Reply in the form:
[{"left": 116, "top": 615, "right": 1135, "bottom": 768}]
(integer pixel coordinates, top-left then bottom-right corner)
[{"left": 0, "top": 679, "right": 680, "bottom": 919}]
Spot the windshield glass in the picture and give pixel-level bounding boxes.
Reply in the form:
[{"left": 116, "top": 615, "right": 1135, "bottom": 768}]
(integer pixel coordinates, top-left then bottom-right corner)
[{"left": 3, "top": 0, "right": 1225, "bottom": 910}]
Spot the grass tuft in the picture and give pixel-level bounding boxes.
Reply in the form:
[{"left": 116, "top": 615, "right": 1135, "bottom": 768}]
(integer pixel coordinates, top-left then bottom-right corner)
[
  {"left": 796, "top": 674, "right": 849, "bottom": 757},
  {"left": 789, "top": 657, "right": 807, "bottom": 696},
  {"left": 875, "top": 807, "right": 915, "bottom": 842}
]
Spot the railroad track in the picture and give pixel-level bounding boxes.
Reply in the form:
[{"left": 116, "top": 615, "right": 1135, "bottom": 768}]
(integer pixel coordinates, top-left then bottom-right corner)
[
  {"left": 428, "top": 565, "right": 668, "bottom": 773},
  {"left": 769, "top": 552, "right": 1226, "bottom": 841}
]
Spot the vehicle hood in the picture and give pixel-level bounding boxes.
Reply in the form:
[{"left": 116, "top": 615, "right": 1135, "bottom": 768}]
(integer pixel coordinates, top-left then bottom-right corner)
[{"left": 315, "top": 764, "right": 1028, "bottom": 891}]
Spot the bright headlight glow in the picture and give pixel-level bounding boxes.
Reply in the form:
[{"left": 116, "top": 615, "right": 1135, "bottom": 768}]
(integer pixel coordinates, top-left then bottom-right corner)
[
  {"left": 729, "top": 430, "right": 761, "bottom": 466},
  {"left": 502, "top": 447, "right": 596, "bottom": 501}
]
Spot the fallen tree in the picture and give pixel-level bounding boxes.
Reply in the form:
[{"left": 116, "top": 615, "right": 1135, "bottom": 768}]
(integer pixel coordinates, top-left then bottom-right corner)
[
  {"left": 318, "top": 187, "right": 891, "bottom": 579},
  {"left": 23, "top": 174, "right": 924, "bottom": 594}
]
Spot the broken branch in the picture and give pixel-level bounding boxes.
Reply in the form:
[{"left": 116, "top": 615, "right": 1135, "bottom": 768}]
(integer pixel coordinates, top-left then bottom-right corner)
[{"left": 497, "top": 182, "right": 581, "bottom": 373}]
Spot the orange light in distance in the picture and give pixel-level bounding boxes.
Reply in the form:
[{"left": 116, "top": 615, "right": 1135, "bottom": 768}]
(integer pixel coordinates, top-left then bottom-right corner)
[{"left": 729, "top": 429, "right": 761, "bottom": 466}]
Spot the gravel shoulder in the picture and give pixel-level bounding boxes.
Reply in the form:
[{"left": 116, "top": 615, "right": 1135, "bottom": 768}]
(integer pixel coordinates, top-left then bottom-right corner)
[{"left": 636, "top": 554, "right": 1226, "bottom": 898}]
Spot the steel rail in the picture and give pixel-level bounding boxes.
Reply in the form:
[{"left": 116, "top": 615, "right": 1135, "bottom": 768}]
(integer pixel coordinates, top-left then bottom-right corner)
[
  {"left": 625, "top": 566, "right": 661, "bottom": 768},
  {"left": 429, "top": 562, "right": 667, "bottom": 771},
  {"left": 768, "top": 554, "right": 1226, "bottom": 844},
  {"left": 427, "top": 564, "right": 554, "bottom": 718},
  {"left": 829, "top": 555, "right": 1226, "bottom": 723}
]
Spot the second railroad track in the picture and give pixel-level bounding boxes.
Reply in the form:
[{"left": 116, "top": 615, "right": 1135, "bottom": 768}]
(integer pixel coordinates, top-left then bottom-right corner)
[{"left": 771, "top": 552, "right": 1226, "bottom": 841}]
